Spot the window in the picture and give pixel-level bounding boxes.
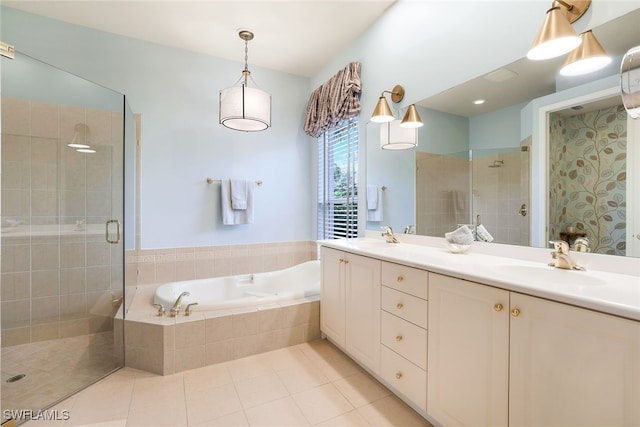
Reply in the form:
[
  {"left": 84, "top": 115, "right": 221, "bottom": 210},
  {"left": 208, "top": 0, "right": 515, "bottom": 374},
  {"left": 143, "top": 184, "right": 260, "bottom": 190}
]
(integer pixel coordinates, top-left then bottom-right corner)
[{"left": 317, "top": 117, "right": 359, "bottom": 239}]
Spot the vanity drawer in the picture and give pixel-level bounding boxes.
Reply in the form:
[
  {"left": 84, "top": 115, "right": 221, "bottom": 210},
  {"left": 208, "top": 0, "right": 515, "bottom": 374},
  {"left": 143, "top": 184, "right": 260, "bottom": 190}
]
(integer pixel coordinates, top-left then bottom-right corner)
[
  {"left": 380, "top": 345, "right": 427, "bottom": 412},
  {"left": 381, "top": 262, "right": 428, "bottom": 299},
  {"left": 381, "top": 286, "right": 428, "bottom": 329},
  {"left": 381, "top": 310, "right": 427, "bottom": 370}
]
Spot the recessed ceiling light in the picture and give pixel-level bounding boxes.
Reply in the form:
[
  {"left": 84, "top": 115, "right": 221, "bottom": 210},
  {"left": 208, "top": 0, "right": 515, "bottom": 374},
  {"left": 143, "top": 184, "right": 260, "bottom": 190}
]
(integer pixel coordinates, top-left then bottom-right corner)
[{"left": 473, "top": 99, "right": 486, "bottom": 105}]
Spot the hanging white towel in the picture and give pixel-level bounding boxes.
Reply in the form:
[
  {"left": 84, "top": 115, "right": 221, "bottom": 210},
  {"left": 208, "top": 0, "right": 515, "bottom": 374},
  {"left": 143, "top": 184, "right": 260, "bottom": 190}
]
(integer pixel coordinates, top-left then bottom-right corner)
[
  {"left": 366, "top": 185, "right": 383, "bottom": 222},
  {"left": 221, "top": 179, "right": 255, "bottom": 225},
  {"left": 230, "top": 179, "right": 248, "bottom": 209}
]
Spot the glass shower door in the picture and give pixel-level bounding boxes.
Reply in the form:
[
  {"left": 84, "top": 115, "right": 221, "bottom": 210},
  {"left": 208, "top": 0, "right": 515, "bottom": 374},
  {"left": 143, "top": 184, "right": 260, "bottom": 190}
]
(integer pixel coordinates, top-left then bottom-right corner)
[{"left": 1, "top": 51, "right": 125, "bottom": 424}]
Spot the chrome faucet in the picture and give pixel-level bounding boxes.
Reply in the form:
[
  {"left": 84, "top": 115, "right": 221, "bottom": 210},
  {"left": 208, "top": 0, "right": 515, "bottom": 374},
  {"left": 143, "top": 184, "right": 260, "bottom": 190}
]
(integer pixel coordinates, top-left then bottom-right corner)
[
  {"left": 382, "top": 226, "right": 399, "bottom": 243},
  {"left": 549, "top": 240, "right": 585, "bottom": 271},
  {"left": 403, "top": 225, "right": 415, "bottom": 234},
  {"left": 169, "top": 291, "right": 190, "bottom": 317}
]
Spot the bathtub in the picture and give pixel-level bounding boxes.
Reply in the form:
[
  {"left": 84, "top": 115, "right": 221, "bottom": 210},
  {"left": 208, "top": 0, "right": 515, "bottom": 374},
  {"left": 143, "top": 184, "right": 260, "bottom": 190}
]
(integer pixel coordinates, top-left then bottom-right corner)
[{"left": 153, "top": 260, "right": 320, "bottom": 311}]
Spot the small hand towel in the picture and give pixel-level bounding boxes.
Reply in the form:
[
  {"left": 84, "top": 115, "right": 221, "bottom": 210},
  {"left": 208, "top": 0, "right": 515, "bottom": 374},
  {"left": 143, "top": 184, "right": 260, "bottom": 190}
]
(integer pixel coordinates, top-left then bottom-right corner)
[
  {"left": 221, "top": 179, "right": 255, "bottom": 225},
  {"left": 230, "top": 179, "right": 248, "bottom": 210},
  {"left": 366, "top": 185, "right": 383, "bottom": 222},
  {"left": 476, "top": 224, "right": 494, "bottom": 242},
  {"left": 445, "top": 225, "right": 474, "bottom": 245}
]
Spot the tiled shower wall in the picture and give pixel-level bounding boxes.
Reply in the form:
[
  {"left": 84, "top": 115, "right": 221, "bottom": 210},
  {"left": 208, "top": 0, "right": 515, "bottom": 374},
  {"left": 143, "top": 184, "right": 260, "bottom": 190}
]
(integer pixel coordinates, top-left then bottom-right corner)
[
  {"left": 415, "top": 152, "right": 471, "bottom": 237},
  {"left": 1, "top": 97, "right": 124, "bottom": 347}
]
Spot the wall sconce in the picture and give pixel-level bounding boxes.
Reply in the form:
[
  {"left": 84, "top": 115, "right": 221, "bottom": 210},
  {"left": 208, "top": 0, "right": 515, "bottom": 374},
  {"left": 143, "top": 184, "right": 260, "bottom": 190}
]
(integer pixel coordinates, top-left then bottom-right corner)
[
  {"left": 219, "top": 30, "right": 271, "bottom": 132},
  {"left": 380, "top": 119, "right": 418, "bottom": 150},
  {"left": 527, "top": 0, "right": 590, "bottom": 61},
  {"left": 559, "top": 30, "right": 611, "bottom": 76},
  {"left": 67, "top": 123, "right": 96, "bottom": 153},
  {"left": 371, "top": 84, "right": 423, "bottom": 129},
  {"left": 621, "top": 45, "right": 640, "bottom": 119}
]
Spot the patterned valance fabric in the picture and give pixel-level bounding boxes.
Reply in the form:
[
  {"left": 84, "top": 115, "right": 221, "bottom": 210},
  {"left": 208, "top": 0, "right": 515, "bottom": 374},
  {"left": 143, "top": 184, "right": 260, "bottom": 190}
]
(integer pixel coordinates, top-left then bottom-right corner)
[{"left": 304, "top": 61, "right": 361, "bottom": 137}]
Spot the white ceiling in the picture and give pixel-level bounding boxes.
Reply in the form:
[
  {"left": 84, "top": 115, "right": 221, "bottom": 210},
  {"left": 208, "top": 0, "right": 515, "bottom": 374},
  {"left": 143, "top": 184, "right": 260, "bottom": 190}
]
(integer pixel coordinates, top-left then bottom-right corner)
[{"left": 3, "top": 0, "right": 396, "bottom": 77}]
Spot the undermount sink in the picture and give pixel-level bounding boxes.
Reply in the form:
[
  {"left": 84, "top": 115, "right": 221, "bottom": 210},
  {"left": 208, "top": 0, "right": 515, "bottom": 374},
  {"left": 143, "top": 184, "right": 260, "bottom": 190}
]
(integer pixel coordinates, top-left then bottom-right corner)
[{"left": 494, "top": 264, "right": 608, "bottom": 287}]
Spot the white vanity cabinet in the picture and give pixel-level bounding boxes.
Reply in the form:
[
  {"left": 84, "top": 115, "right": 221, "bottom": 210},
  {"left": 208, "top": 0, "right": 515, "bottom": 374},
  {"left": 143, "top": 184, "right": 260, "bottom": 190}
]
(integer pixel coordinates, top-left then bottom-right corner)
[
  {"left": 320, "top": 247, "right": 381, "bottom": 373},
  {"left": 428, "top": 273, "right": 640, "bottom": 427},
  {"left": 379, "top": 262, "right": 429, "bottom": 411},
  {"left": 427, "top": 273, "right": 509, "bottom": 427}
]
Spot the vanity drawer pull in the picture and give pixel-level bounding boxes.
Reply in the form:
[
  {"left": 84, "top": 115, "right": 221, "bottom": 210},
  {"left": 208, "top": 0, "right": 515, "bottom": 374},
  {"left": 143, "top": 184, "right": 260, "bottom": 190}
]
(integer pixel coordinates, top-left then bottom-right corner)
[
  {"left": 395, "top": 372, "right": 403, "bottom": 380},
  {"left": 397, "top": 275, "right": 404, "bottom": 283},
  {"left": 511, "top": 308, "right": 521, "bottom": 317},
  {"left": 395, "top": 335, "right": 403, "bottom": 342},
  {"left": 494, "top": 303, "right": 503, "bottom": 312},
  {"left": 396, "top": 302, "right": 404, "bottom": 309}
]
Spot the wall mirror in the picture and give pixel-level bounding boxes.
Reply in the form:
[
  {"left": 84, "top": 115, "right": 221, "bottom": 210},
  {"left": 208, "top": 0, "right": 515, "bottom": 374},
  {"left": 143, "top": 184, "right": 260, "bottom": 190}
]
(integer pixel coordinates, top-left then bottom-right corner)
[{"left": 365, "top": 8, "right": 640, "bottom": 257}]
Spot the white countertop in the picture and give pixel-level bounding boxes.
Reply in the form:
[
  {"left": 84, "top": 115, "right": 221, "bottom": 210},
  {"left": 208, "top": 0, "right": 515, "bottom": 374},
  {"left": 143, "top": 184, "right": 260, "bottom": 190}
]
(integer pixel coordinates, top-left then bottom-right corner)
[{"left": 319, "top": 238, "right": 640, "bottom": 322}]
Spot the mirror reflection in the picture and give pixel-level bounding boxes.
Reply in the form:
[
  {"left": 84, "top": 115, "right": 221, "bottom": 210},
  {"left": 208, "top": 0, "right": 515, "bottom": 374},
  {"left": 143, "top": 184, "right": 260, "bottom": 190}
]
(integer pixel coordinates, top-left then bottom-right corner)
[{"left": 365, "top": 8, "right": 640, "bottom": 257}]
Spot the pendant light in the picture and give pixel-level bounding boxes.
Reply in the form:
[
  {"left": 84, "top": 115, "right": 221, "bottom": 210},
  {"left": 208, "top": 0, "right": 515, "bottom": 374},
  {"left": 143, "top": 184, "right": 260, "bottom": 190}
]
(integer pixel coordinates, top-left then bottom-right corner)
[
  {"left": 380, "top": 119, "right": 418, "bottom": 150},
  {"left": 560, "top": 30, "right": 611, "bottom": 76},
  {"left": 621, "top": 45, "right": 640, "bottom": 119},
  {"left": 400, "top": 104, "right": 423, "bottom": 128},
  {"left": 527, "top": 1, "right": 590, "bottom": 61},
  {"left": 371, "top": 85, "right": 404, "bottom": 123},
  {"left": 219, "top": 30, "right": 271, "bottom": 132}
]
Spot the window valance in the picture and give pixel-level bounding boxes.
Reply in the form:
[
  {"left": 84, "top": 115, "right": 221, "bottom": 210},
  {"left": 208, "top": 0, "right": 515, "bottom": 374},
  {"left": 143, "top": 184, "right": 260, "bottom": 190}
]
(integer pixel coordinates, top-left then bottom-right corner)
[{"left": 304, "top": 61, "right": 361, "bottom": 138}]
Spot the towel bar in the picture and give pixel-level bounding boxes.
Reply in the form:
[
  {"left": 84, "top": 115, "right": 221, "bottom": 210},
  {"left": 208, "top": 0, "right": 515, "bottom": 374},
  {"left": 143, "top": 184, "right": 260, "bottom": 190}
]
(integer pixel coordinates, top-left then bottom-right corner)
[{"left": 206, "top": 178, "right": 263, "bottom": 186}]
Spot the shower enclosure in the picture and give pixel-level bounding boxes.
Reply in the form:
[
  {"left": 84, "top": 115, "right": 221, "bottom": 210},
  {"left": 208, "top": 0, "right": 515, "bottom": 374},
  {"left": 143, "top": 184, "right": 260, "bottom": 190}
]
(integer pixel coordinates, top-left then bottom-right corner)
[{"left": 1, "top": 50, "right": 127, "bottom": 424}]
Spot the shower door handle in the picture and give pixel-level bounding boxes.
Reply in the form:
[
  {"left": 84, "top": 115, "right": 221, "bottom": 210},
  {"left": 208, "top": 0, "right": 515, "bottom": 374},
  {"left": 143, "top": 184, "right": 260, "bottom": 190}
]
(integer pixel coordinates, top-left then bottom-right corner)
[
  {"left": 518, "top": 204, "right": 528, "bottom": 217},
  {"left": 106, "top": 220, "right": 121, "bottom": 244}
]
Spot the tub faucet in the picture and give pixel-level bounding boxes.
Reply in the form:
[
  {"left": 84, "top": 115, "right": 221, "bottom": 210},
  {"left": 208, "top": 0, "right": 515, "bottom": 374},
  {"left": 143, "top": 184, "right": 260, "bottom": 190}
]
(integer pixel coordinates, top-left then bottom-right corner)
[
  {"left": 548, "top": 240, "right": 585, "bottom": 271},
  {"left": 170, "top": 291, "right": 190, "bottom": 317},
  {"left": 382, "top": 226, "right": 399, "bottom": 243}
]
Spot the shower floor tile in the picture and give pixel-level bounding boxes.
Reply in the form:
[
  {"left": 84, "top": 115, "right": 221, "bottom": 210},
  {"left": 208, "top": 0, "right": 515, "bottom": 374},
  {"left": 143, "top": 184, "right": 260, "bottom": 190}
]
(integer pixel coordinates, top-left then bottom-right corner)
[{"left": 18, "top": 339, "right": 433, "bottom": 426}]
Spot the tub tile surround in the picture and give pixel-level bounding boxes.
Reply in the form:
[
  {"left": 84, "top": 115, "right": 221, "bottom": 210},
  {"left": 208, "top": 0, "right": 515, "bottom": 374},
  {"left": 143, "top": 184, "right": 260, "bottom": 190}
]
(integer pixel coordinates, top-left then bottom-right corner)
[{"left": 123, "top": 240, "right": 319, "bottom": 375}]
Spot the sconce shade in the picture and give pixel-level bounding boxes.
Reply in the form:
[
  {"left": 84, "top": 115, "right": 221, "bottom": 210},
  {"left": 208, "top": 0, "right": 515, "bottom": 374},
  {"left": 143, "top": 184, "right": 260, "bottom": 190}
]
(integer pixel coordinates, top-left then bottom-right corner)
[
  {"left": 400, "top": 104, "right": 423, "bottom": 128},
  {"left": 380, "top": 119, "right": 418, "bottom": 150},
  {"left": 527, "top": 6, "right": 582, "bottom": 60},
  {"left": 371, "top": 96, "right": 394, "bottom": 123},
  {"left": 219, "top": 84, "right": 271, "bottom": 131},
  {"left": 560, "top": 30, "right": 611, "bottom": 76},
  {"left": 621, "top": 45, "right": 640, "bottom": 119}
]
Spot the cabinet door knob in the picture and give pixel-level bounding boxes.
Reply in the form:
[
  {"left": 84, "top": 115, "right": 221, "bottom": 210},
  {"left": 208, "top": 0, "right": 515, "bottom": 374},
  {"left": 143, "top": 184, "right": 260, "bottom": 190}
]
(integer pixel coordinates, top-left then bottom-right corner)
[
  {"left": 395, "top": 335, "right": 403, "bottom": 342},
  {"left": 494, "top": 303, "right": 503, "bottom": 312},
  {"left": 511, "top": 308, "right": 521, "bottom": 317},
  {"left": 396, "top": 302, "right": 404, "bottom": 309},
  {"left": 343, "top": 259, "right": 349, "bottom": 264},
  {"left": 395, "top": 372, "right": 403, "bottom": 380},
  {"left": 397, "top": 275, "right": 404, "bottom": 282}
]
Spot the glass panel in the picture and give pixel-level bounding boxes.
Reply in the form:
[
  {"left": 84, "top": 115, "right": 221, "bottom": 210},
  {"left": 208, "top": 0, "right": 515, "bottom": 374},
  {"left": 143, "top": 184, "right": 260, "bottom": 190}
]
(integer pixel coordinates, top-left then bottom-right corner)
[{"left": 1, "top": 51, "right": 125, "bottom": 424}]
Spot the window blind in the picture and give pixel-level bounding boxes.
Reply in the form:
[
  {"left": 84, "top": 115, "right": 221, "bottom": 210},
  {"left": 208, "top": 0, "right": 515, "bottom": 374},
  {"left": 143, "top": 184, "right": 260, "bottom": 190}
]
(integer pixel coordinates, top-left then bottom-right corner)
[{"left": 317, "top": 117, "right": 359, "bottom": 239}]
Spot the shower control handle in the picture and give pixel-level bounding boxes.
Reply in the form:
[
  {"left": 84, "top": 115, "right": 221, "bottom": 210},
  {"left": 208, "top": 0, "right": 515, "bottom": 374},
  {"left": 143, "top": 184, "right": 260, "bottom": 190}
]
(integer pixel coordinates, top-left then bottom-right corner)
[
  {"left": 518, "top": 204, "right": 528, "bottom": 217},
  {"left": 106, "top": 220, "right": 121, "bottom": 244}
]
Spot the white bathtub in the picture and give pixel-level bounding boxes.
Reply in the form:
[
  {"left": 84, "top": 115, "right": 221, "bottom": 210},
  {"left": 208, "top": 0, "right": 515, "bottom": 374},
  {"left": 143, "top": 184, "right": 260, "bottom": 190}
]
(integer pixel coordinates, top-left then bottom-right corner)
[{"left": 153, "top": 260, "right": 320, "bottom": 311}]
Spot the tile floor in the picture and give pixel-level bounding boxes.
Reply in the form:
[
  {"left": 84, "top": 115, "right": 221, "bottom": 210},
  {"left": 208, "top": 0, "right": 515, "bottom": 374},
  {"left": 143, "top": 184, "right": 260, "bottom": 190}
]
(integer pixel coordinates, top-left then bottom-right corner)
[{"left": 22, "top": 339, "right": 433, "bottom": 427}]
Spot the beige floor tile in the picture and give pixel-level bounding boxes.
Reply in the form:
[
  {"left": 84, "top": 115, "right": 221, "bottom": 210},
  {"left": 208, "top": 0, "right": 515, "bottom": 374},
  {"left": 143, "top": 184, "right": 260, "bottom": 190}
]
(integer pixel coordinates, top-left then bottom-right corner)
[
  {"left": 276, "top": 361, "right": 330, "bottom": 394},
  {"left": 126, "top": 400, "right": 188, "bottom": 427},
  {"left": 263, "top": 346, "right": 311, "bottom": 372},
  {"left": 244, "top": 396, "right": 310, "bottom": 427},
  {"left": 66, "top": 373, "right": 134, "bottom": 426},
  {"left": 296, "top": 340, "right": 345, "bottom": 364},
  {"left": 314, "top": 410, "right": 370, "bottom": 427},
  {"left": 183, "top": 363, "right": 232, "bottom": 396},
  {"left": 333, "top": 372, "right": 391, "bottom": 408},
  {"left": 292, "top": 383, "right": 353, "bottom": 425},
  {"left": 234, "top": 371, "right": 289, "bottom": 409},
  {"left": 191, "top": 411, "right": 248, "bottom": 427},
  {"left": 225, "top": 353, "right": 274, "bottom": 382},
  {"left": 185, "top": 383, "right": 242, "bottom": 426},
  {"left": 357, "top": 395, "right": 432, "bottom": 427},
  {"left": 312, "top": 356, "right": 363, "bottom": 382}
]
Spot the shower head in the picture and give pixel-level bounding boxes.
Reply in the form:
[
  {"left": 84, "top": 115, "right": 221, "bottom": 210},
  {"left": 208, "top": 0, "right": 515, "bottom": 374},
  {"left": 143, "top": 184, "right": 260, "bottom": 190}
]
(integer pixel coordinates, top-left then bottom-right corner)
[{"left": 489, "top": 160, "right": 504, "bottom": 168}]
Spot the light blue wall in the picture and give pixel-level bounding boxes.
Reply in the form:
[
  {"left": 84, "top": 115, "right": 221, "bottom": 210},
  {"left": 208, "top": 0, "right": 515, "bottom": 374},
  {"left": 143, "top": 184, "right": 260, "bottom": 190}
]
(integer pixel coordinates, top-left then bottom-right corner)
[
  {"left": 1, "top": 6, "right": 312, "bottom": 249},
  {"left": 419, "top": 107, "right": 469, "bottom": 155},
  {"left": 469, "top": 102, "right": 526, "bottom": 150}
]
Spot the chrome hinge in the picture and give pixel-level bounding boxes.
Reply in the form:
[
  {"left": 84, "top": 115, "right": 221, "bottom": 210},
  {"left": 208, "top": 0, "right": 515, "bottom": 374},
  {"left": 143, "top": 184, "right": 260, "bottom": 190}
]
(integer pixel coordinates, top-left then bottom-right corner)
[{"left": 1, "top": 41, "right": 15, "bottom": 60}]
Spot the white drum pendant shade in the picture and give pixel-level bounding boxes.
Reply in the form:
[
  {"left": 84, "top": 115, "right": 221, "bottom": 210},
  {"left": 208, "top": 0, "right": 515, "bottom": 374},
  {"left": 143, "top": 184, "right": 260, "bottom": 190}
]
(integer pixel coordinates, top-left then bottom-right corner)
[
  {"left": 219, "top": 84, "right": 271, "bottom": 131},
  {"left": 380, "top": 119, "right": 418, "bottom": 150}
]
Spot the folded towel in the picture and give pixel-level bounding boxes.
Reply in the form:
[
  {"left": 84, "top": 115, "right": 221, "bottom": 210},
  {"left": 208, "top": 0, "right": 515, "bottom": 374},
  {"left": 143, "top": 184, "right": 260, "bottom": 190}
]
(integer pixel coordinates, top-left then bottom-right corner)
[
  {"left": 367, "top": 185, "right": 379, "bottom": 210},
  {"left": 476, "top": 224, "right": 494, "bottom": 242},
  {"left": 445, "top": 225, "right": 474, "bottom": 245},
  {"left": 366, "top": 185, "right": 383, "bottom": 222},
  {"left": 221, "top": 179, "right": 255, "bottom": 225},
  {"left": 230, "top": 179, "right": 248, "bottom": 210}
]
